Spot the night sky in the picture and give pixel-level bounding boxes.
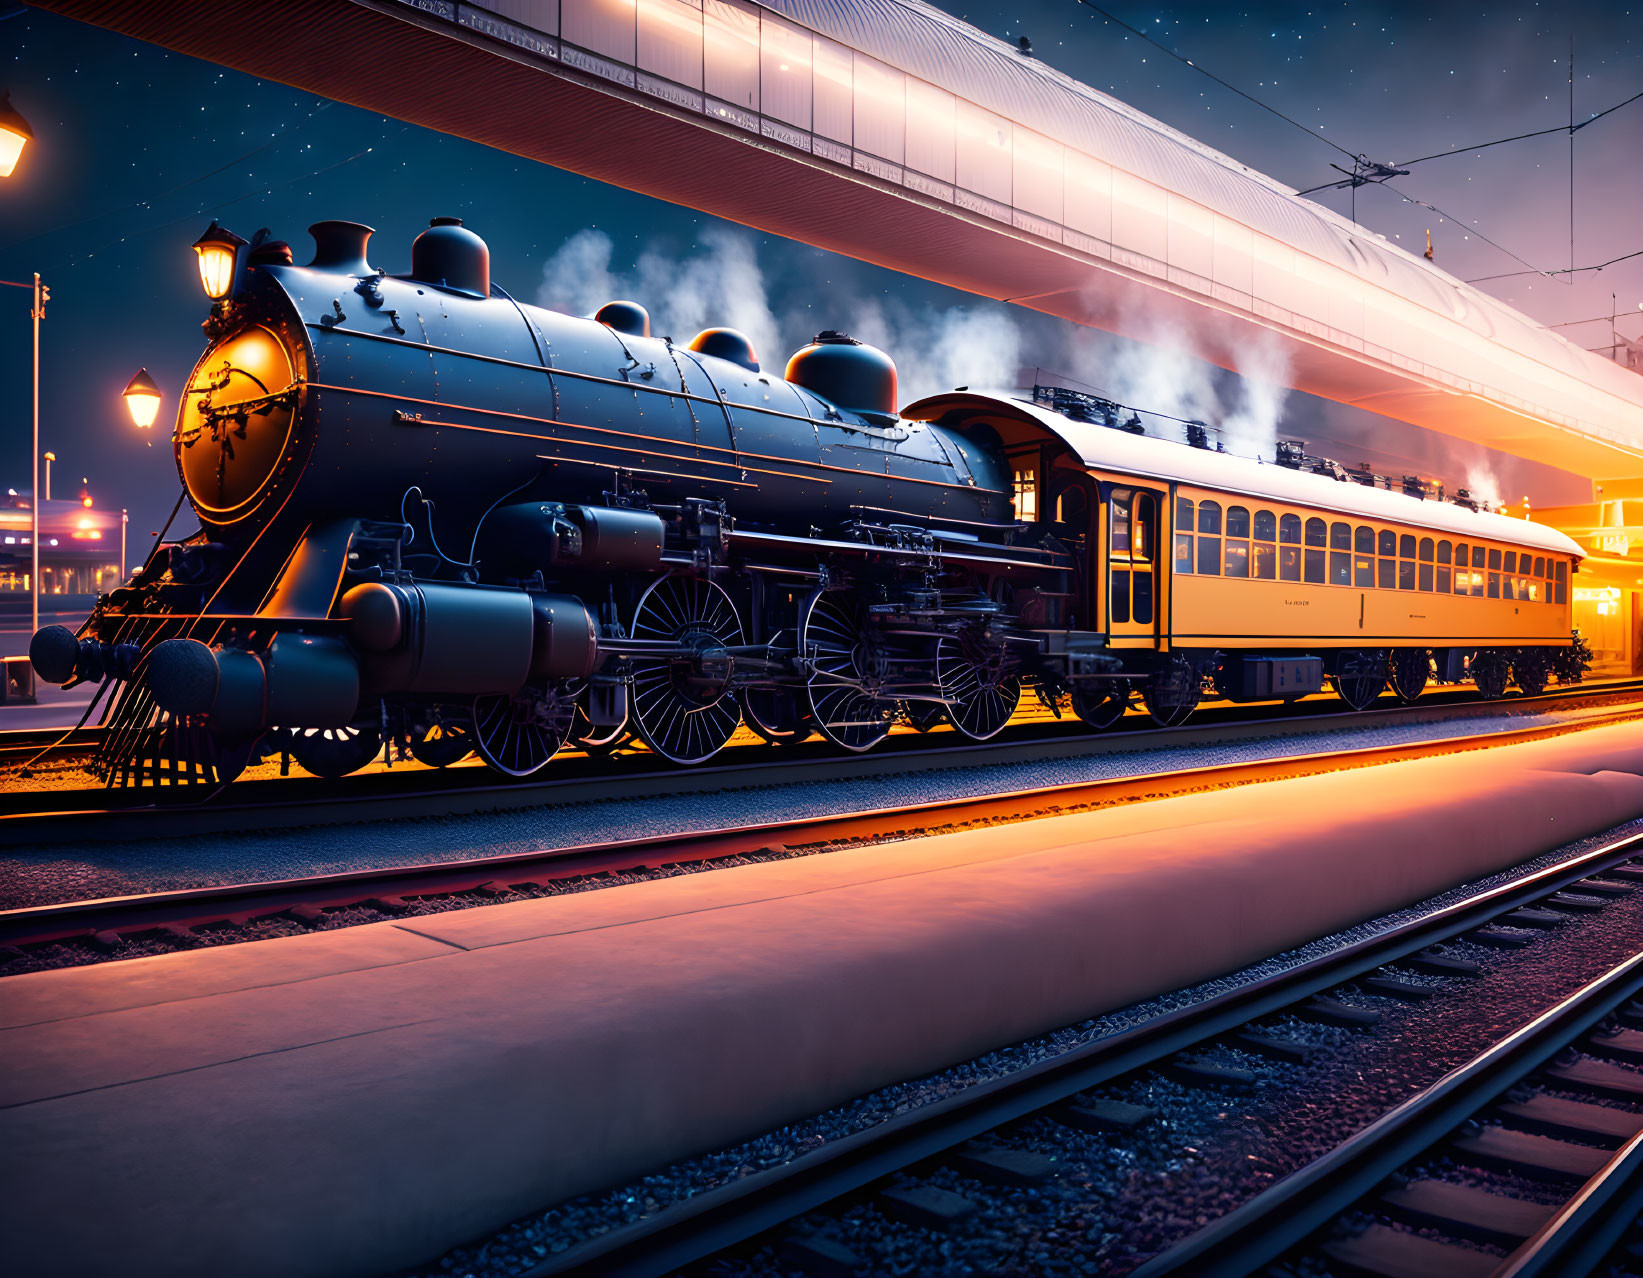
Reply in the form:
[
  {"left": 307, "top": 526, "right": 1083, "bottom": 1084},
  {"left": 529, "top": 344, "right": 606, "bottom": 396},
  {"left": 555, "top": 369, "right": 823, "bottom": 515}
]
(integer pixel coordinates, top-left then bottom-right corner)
[{"left": 1, "top": 1, "right": 1639, "bottom": 551}]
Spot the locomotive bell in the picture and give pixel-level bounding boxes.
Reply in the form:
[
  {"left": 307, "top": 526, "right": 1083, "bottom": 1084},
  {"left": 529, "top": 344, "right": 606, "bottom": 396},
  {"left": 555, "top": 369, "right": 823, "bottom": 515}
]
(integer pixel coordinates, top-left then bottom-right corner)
[
  {"left": 688, "top": 327, "right": 760, "bottom": 372},
  {"left": 785, "top": 331, "right": 898, "bottom": 425},
  {"left": 410, "top": 216, "right": 489, "bottom": 297}
]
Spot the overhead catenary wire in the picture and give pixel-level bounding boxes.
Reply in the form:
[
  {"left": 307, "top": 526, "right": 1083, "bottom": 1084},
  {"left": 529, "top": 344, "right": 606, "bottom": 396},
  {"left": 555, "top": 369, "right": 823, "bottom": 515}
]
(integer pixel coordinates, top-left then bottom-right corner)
[
  {"left": 1391, "top": 88, "right": 1643, "bottom": 168},
  {"left": 1066, "top": 0, "right": 1557, "bottom": 279},
  {"left": 1468, "top": 247, "right": 1643, "bottom": 286}
]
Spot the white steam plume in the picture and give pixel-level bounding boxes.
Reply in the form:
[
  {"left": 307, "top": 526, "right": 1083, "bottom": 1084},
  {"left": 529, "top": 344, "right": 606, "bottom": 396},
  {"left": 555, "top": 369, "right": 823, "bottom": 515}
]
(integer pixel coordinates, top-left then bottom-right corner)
[
  {"left": 1060, "top": 306, "right": 1292, "bottom": 460},
  {"left": 537, "top": 226, "right": 1024, "bottom": 403},
  {"left": 538, "top": 227, "right": 782, "bottom": 372}
]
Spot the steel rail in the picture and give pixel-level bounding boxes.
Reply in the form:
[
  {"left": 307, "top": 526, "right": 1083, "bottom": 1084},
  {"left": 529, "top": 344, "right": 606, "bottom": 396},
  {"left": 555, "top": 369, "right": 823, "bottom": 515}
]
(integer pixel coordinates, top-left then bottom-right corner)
[
  {"left": 1130, "top": 950, "right": 1643, "bottom": 1278},
  {"left": 519, "top": 828, "right": 1643, "bottom": 1277},
  {"left": 7, "top": 679, "right": 1643, "bottom": 846}
]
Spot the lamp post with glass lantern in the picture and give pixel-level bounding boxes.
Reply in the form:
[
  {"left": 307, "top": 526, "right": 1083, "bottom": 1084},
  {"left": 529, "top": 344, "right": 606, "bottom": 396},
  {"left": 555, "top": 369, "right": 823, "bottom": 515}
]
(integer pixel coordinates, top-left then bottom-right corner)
[{"left": 122, "top": 371, "right": 162, "bottom": 586}]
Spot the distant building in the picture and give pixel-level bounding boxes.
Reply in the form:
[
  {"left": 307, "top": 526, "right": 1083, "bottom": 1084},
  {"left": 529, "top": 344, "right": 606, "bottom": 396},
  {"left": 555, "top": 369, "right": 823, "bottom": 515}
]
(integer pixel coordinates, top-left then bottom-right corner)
[{"left": 0, "top": 490, "right": 125, "bottom": 599}]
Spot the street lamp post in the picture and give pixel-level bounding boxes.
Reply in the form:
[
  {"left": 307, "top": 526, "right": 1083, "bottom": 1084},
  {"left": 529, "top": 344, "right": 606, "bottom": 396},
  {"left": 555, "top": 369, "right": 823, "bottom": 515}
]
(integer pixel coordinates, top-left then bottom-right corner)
[{"left": 0, "top": 273, "right": 50, "bottom": 634}]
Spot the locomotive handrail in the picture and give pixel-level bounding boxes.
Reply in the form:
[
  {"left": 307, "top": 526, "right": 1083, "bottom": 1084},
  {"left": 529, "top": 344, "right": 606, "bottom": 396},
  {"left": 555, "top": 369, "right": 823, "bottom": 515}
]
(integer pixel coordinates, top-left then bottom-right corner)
[{"left": 311, "top": 379, "right": 985, "bottom": 496}]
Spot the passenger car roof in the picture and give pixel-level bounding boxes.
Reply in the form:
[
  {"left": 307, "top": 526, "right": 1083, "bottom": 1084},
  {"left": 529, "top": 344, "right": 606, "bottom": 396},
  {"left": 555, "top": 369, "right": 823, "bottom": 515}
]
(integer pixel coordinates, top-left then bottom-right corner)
[{"left": 902, "top": 391, "right": 1585, "bottom": 559}]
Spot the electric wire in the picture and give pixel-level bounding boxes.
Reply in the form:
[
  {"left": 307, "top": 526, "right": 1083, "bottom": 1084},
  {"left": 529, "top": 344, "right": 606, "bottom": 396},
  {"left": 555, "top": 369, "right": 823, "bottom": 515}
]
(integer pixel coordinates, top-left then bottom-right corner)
[
  {"left": 1067, "top": 0, "right": 1559, "bottom": 280},
  {"left": 1394, "top": 87, "right": 1643, "bottom": 166},
  {"left": 1468, "top": 247, "right": 1643, "bottom": 285}
]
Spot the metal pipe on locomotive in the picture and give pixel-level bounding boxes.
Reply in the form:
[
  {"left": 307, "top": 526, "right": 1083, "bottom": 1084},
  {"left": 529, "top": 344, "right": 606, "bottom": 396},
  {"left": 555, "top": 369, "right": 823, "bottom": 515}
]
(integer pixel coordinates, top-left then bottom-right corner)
[{"left": 30, "top": 217, "right": 1076, "bottom": 784}]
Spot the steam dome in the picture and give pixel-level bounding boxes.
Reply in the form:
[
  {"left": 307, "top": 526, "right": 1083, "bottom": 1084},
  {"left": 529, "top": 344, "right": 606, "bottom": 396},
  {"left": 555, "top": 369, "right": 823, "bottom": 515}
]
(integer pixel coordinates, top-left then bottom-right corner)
[
  {"left": 687, "top": 327, "right": 759, "bottom": 372},
  {"left": 784, "top": 331, "right": 897, "bottom": 425},
  {"left": 596, "top": 300, "right": 651, "bottom": 337},
  {"left": 410, "top": 217, "right": 489, "bottom": 297}
]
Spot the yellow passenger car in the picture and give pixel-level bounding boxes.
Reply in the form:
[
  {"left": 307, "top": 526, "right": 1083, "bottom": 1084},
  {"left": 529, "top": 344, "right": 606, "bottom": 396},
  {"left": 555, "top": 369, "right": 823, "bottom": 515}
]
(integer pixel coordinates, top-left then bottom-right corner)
[{"left": 906, "top": 391, "right": 1585, "bottom": 723}]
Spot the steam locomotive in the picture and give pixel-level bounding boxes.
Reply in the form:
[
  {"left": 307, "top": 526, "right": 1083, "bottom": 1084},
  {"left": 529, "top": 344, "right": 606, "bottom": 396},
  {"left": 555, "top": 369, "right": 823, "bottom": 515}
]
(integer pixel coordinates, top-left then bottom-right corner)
[{"left": 29, "top": 216, "right": 1586, "bottom": 788}]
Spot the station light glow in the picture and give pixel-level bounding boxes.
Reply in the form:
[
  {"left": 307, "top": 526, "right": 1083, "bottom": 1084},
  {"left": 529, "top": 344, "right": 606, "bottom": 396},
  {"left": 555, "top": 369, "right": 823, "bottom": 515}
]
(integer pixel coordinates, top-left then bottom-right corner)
[
  {"left": 0, "top": 92, "right": 32, "bottom": 178},
  {"left": 122, "top": 368, "right": 163, "bottom": 428},
  {"left": 191, "top": 221, "right": 247, "bottom": 300}
]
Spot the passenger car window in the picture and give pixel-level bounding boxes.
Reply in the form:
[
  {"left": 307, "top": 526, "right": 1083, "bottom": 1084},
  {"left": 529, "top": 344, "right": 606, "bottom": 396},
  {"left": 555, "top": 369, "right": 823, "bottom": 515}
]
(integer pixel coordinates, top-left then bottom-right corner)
[
  {"left": 1254, "top": 542, "right": 1276, "bottom": 579},
  {"left": 1280, "top": 545, "right": 1301, "bottom": 580},
  {"left": 1305, "top": 518, "right": 1326, "bottom": 547},
  {"left": 1280, "top": 514, "right": 1301, "bottom": 544},
  {"left": 1378, "top": 529, "right": 1396, "bottom": 557},
  {"left": 1227, "top": 505, "right": 1250, "bottom": 538},
  {"left": 1355, "top": 526, "right": 1374, "bottom": 554},
  {"left": 1198, "top": 501, "right": 1222, "bottom": 535},
  {"left": 1331, "top": 522, "right": 1351, "bottom": 551},
  {"left": 1254, "top": 510, "right": 1276, "bottom": 541},
  {"left": 1174, "top": 496, "right": 1194, "bottom": 574}
]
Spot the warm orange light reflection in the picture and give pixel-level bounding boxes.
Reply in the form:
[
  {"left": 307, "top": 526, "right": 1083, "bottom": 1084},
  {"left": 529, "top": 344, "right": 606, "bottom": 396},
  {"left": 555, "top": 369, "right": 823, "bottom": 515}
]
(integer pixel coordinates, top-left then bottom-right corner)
[{"left": 0, "top": 127, "right": 25, "bottom": 178}]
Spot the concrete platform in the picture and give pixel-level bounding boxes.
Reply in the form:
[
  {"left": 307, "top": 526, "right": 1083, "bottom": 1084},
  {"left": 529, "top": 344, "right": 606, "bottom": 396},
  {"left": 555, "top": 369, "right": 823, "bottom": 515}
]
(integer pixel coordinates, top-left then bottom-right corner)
[{"left": 5, "top": 722, "right": 1643, "bottom": 1276}]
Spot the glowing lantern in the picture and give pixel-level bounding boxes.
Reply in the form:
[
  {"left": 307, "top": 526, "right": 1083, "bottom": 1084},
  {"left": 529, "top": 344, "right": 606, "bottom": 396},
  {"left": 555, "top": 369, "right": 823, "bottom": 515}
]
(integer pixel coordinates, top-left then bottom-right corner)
[
  {"left": 191, "top": 221, "right": 247, "bottom": 301},
  {"left": 0, "top": 92, "right": 32, "bottom": 178},
  {"left": 123, "top": 368, "right": 162, "bottom": 429}
]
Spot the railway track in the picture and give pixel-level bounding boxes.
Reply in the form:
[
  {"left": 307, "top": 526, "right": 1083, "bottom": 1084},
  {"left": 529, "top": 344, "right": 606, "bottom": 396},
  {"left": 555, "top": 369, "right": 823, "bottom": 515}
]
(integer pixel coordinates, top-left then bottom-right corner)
[
  {"left": 7, "top": 693, "right": 1643, "bottom": 955},
  {"left": 6, "top": 678, "right": 1643, "bottom": 845},
  {"left": 1135, "top": 956, "right": 1643, "bottom": 1278},
  {"left": 484, "top": 828, "right": 1643, "bottom": 1278}
]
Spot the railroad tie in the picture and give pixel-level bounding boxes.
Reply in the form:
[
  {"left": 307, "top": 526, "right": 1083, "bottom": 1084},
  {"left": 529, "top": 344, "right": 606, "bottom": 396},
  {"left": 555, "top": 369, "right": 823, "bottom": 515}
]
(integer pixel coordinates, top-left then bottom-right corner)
[
  {"left": 1467, "top": 925, "right": 1536, "bottom": 949},
  {"left": 1544, "top": 1054, "right": 1643, "bottom": 1100},
  {"left": 1360, "top": 974, "right": 1436, "bottom": 1001},
  {"left": 1587, "top": 1027, "right": 1643, "bottom": 1064},
  {"left": 1160, "top": 1059, "right": 1256, "bottom": 1091},
  {"left": 1296, "top": 995, "right": 1381, "bottom": 1028},
  {"left": 1494, "top": 1093, "right": 1643, "bottom": 1145},
  {"left": 1055, "top": 1098, "right": 1154, "bottom": 1134},
  {"left": 1500, "top": 907, "right": 1568, "bottom": 930},
  {"left": 1541, "top": 891, "right": 1608, "bottom": 913},
  {"left": 875, "top": 1184, "right": 976, "bottom": 1231},
  {"left": 1401, "top": 948, "right": 1482, "bottom": 977},
  {"left": 1231, "top": 1031, "right": 1316, "bottom": 1065},
  {"left": 1377, "top": 1179, "right": 1556, "bottom": 1248},
  {"left": 1449, "top": 1125, "right": 1609, "bottom": 1182},
  {"left": 949, "top": 1145, "right": 1058, "bottom": 1187},
  {"left": 778, "top": 1232, "right": 859, "bottom": 1278},
  {"left": 1323, "top": 1223, "right": 1500, "bottom": 1278}
]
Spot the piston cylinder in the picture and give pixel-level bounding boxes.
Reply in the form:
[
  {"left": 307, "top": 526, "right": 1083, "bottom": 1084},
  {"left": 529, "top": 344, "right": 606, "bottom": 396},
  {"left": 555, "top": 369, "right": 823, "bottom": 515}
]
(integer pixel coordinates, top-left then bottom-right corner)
[
  {"left": 341, "top": 581, "right": 599, "bottom": 693},
  {"left": 146, "top": 634, "right": 359, "bottom": 732}
]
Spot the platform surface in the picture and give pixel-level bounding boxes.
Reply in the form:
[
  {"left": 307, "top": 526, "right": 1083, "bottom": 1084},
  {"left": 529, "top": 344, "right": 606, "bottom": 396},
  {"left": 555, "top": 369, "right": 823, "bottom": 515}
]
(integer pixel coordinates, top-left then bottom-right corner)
[{"left": 5, "top": 722, "right": 1643, "bottom": 1276}]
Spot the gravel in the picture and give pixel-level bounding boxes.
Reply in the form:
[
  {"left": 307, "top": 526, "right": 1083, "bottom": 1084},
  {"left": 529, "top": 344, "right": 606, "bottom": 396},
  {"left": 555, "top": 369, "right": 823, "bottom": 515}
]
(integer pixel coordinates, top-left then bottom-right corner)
[{"left": 397, "top": 817, "right": 1643, "bottom": 1278}]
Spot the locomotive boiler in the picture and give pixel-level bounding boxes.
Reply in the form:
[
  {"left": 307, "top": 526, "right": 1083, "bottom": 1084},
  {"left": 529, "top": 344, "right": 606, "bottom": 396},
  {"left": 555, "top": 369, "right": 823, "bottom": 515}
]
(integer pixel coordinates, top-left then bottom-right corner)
[{"left": 29, "top": 215, "right": 1587, "bottom": 790}]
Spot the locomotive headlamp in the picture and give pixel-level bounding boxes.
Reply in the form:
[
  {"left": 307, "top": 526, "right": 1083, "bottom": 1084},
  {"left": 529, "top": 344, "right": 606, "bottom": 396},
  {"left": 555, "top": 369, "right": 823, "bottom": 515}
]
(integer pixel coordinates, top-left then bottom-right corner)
[
  {"left": 192, "top": 221, "right": 247, "bottom": 300},
  {"left": 0, "top": 92, "right": 32, "bottom": 178},
  {"left": 122, "top": 368, "right": 162, "bottom": 429}
]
